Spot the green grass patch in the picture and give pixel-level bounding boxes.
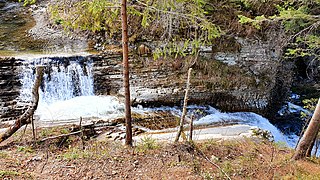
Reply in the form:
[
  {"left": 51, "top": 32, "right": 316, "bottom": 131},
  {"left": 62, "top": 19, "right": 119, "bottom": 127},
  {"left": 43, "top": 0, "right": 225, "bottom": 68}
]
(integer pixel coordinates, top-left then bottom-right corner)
[
  {"left": 16, "top": 146, "right": 34, "bottom": 153},
  {"left": 0, "top": 170, "right": 20, "bottom": 178},
  {"left": 136, "top": 136, "right": 159, "bottom": 153}
]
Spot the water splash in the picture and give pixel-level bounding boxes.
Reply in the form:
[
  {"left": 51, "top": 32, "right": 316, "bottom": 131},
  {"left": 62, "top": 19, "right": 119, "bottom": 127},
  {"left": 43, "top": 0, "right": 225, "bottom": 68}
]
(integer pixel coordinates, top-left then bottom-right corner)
[
  {"left": 17, "top": 55, "right": 298, "bottom": 148},
  {"left": 134, "top": 105, "right": 292, "bottom": 146},
  {"left": 37, "top": 96, "right": 124, "bottom": 122},
  {"left": 17, "top": 55, "right": 112, "bottom": 121},
  {"left": 19, "top": 56, "right": 94, "bottom": 105}
]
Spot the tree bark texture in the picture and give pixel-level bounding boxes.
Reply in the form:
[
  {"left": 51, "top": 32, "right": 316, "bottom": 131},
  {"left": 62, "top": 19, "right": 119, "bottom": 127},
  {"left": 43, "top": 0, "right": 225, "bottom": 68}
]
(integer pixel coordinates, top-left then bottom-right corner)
[
  {"left": 189, "top": 115, "right": 194, "bottom": 141},
  {"left": 293, "top": 98, "right": 320, "bottom": 160},
  {"left": 121, "top": 0, "right": 132, "bottom": 146},
  {"left": 0, "top": 66, "right": 44, "bottom": 143},
  {"left": 175, "top": 68, "right": 192, "bottom": 142}
]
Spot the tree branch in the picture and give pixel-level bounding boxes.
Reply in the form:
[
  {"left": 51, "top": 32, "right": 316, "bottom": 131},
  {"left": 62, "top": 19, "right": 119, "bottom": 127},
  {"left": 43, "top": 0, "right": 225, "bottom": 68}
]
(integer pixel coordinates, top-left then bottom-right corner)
[{"left": 0, "top": 66, "right": 44, "bottom": 143}]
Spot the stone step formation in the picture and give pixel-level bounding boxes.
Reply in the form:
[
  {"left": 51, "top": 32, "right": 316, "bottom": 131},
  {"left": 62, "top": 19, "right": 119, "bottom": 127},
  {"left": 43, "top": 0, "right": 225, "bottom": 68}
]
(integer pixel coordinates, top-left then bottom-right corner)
[
  {"left": 0, "top": 42, "right": 293, "bottom": 122},
  {"left": 0, "top": 57, "right": 28, "bottom": 122}
]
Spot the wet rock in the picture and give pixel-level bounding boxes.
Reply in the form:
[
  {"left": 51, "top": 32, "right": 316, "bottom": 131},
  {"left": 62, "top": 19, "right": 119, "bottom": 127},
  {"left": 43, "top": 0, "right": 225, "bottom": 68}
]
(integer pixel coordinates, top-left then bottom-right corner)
[
  {"left": 0, "top": 1, "right": 5, "bottom": 9},
  {"left": 0, "top": 37, "right": 293, "bottom": 121},
  {"left": 0, "top": 57, "right": 28, "bottom": 122}
]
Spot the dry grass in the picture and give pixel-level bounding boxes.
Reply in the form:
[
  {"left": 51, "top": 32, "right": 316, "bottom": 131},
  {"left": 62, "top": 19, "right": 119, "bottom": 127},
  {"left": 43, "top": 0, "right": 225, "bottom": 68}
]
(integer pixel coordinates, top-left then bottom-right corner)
[{"left": 0, "top": 127, "right": 320, "bottom": 179}]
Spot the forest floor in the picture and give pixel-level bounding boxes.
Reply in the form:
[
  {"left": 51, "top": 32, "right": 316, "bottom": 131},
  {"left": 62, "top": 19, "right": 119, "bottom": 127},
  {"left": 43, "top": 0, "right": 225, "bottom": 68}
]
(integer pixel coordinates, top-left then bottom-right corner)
[{"left": 1, "top": 126, "right": 320, "bottom": 180}]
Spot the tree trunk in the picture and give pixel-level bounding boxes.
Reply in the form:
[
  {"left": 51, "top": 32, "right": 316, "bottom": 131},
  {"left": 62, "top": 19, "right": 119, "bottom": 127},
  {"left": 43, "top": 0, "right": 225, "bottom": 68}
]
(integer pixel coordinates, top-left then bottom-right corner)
[
  {"left": 121, "top": 0, "right": 132, "bottom": 146},
  {"left": 0, "top": 66, "right": 44, "bottom": 143},
  {"left": 306, "top": 134, "right": 317, "bottom": 157},
  {"left": 175, "top": 68, "right": 192, "bottom": 142},
  {"left": 189, "top": 115, "right": 194, "bottom": 141},
  {"left": 293, "top": 98, "right": 320, "bottom": 160}
]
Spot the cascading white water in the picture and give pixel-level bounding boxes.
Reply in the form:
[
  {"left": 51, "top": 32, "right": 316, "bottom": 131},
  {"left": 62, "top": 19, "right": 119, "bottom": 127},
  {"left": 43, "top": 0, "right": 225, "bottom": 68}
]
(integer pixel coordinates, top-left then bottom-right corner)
[
  {"left": 135, "top": 105, "right": 294, "bottom": 147},
  {"left": 17, "top": 55, "right": 298, "bottom": 149},
  {"left": 19, "top": 56, "right": 94, "bottom": 104},
  {"left": 18, "top": 55, "right": 124, "bottom": 123}
]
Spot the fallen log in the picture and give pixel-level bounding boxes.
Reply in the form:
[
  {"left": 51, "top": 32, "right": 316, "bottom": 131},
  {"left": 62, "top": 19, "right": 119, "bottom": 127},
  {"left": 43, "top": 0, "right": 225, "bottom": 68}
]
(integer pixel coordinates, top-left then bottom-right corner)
[
  {"left": 0, "top": 66, "right": 44, "bottom": 143},
  {"left": 39, "top": 131, "right": 82, "bottom": 142}
]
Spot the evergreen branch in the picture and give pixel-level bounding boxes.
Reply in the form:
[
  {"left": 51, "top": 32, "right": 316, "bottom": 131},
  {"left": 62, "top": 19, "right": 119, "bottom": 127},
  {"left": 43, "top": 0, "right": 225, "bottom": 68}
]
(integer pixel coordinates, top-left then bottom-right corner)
[
  {"left": 291, "top": 21, "right": 320, "bottom": 41},
  {"left": 134, "top": 0, "right": 209, "bottom": 23}
]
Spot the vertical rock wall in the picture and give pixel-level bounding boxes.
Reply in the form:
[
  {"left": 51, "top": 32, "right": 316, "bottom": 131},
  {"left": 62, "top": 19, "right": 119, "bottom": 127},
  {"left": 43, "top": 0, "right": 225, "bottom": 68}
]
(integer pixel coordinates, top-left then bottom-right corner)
[
  {"left": 0, "top": 37, "right": 293, "bottom": 122},
  {"left": 93, "top": 38, "right": 293, "bottom": 116},
  {"left": 0, "top": 57, "right": 26, "bottom": 122}
]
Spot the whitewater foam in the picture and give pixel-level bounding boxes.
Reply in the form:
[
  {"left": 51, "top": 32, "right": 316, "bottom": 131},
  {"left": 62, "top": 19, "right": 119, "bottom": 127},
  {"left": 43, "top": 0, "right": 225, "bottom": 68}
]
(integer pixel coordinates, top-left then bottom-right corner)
[{"left": 36, "top": 96, "right": 124, "bottom": 121}]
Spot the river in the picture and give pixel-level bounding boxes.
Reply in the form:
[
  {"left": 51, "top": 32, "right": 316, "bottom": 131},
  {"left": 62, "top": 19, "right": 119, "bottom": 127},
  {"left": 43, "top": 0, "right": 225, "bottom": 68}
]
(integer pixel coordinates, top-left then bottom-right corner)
[{"left": 12, "top": 54, "right": 300, "bottom": 149}]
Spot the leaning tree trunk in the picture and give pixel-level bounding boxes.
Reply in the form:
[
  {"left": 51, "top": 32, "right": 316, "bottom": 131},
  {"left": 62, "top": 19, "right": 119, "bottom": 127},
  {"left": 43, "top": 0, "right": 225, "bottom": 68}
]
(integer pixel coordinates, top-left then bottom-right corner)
[
  {"left": 293, "top": 98, "right": 320, "bottom": 160},
  {"left": 121, "top": 0, "right": 132, "bottom": 146},
  {"left": 0, "top": 66, "right": 44, "bottom": 143}
]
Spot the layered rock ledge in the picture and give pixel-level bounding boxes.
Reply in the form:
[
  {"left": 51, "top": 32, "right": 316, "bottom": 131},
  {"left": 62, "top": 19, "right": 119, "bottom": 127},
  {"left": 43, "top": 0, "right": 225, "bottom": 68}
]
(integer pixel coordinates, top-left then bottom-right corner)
[
  {"left": 0, "top": 37, "right": 293, "bottom": 122},
  {"left": 93, "top": 38, "right": 293, "bottom": 118}
]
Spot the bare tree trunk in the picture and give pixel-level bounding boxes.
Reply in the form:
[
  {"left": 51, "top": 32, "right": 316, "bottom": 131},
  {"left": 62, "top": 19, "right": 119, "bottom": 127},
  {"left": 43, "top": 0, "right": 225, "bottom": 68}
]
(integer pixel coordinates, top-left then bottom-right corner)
[
  {"left": 175, "top": 68, "right": 192, "bottom": 142},
  {"left": 31, "top": 116, "right": 36, "bottom": 143},
  {"left": 306, "top": 134, "right": 317, "bottom": 157},
  {"left": 313, "top": 139, "right": 320, "bottom": 157},
  {"left": 0, "top": 66, "right": 44, "bottom": 143},
  {"left": 121, "top": 0, "right": 132, "bottom": 146},
  {"left": 189, "top": 115, "right": 194, "bottom": 141},
  {"left": 293, "top": 98, "right": 320, "bottom": 160}
]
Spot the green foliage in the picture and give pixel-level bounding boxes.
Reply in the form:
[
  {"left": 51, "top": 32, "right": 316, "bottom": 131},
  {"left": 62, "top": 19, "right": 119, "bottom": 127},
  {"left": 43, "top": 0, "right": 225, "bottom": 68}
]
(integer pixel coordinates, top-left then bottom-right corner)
[
  {"left": 18, "top": 0, "right": 36, "bottom": 6},
  {"left": 238, "top": 15, "right": 266, "bottom": 29},
  {"left": 238, "top": 0, "right": 319, "bottom": 32},
  {"left": 252, "top": 128, "right": 274, "bottom": 141},
  {"left": 39, "top": 128, "right": 54, "bottom": 138},
  {"left": 48, "top": 0, "right": 220, "bottom": 57},
  {"left": 16, "top": 146, "right": 34, "bottom": 153},
  {"left": 60, "top": 128, "right": 70, "bottom": 134},
  {"left": 273, "top": 4, "right": 318, "bottom": 33},
  {"left": 49, "top": 0, "right": 121, "bottom": 35},
  {"left": 237, "top": 0, "right": 320, "bottom": 65},
  {"left": 62, "top": 147, "right": 90, "bottom": 160},
  {"left": 136, "top": 136, "right": 159, "bottom": 152},
  {"left": 0, "top": 171, "right": 20, "bottom": 178},
  {"left": 274, "top": 141, "right": 288, "bottom": 149},
  {"left": 303, "top": 98, "right": 318, "bottom": 111},
  {"left": 202, "top": 171, "right": 214, "bottom": 180},
  {"left": 301, "top": 98, "right": 317, "bottom": 124},
  {"left": 0, "top": 151, "right": 8, "bottom": 158}
]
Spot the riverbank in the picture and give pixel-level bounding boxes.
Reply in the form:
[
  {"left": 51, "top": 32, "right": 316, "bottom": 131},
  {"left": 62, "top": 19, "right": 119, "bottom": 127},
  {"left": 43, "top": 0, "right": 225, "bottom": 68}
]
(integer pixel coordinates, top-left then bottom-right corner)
[
  {"left": 0, "top": 0, "right": 88, "bottom": 54},
  {"left": 0, "top": 126, "right": 319, "bottom": 179}
]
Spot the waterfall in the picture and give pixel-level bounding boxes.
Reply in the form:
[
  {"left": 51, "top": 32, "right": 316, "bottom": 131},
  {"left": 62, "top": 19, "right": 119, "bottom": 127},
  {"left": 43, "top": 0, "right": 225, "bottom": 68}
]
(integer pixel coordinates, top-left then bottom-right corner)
[
  {"left": 18, "top": 55, "right": 124, "bottom": 123},
  {"left": 15, "top": 55, "right": 298, "bottom": 149},
  {"left": 19, "top": 56, "right": 94, "bottom": 105}
]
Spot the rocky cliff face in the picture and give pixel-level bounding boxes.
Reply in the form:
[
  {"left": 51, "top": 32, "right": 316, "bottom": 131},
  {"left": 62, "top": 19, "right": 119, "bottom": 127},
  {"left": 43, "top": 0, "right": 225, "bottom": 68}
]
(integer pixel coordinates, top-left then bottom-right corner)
[
  {"left": 0, "top": 37, "right": 293, "bottom": 122},
  {"left": 93, "top": 38, "right": 293, "bottom": 117},
  {"left": 0, "top": 57, "right": 26, "bottom": 122}
]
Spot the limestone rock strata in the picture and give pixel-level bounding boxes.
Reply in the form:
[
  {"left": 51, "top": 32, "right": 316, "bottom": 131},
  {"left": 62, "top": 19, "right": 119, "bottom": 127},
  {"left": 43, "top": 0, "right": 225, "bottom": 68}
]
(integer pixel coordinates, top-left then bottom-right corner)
[
  {"left": 92, "top": 39, "right": 293, "bottom": 117},
  {"left": 0, "top": 38, "right": 293, "bottom": 122},
  {"left": 0, "top": 57, "right": 26, "bottom": 122}
]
